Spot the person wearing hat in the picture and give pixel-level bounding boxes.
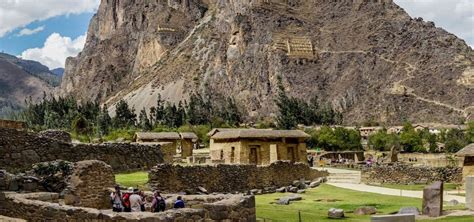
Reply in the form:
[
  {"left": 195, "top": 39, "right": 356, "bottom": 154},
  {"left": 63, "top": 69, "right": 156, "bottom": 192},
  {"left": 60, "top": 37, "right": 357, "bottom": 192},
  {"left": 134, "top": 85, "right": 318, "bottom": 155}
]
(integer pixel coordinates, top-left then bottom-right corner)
[
  {"left": 122, "top": 187, "right": 134, "bottom": 212},
  {"left": 129, "top": 188, "right": 144, "bottom": 212}
]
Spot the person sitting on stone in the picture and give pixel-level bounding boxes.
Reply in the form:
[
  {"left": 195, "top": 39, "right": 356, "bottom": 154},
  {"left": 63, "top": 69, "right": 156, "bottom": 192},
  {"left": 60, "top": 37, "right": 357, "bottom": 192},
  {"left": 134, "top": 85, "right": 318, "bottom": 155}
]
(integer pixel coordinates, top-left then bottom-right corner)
[
  {"left": 122, "top": 187, "right": 133, "bottom": 212},
  {"left": 110, "top": 185, "right": 123, "bottom": 212},
  {"left": 173, "top": 196, "right": 185, "bottom": 209},
  {"left": 129, "top": 188, "right": 144, "bottom": 212},
  {"left": 151, "top": 191, "right": 166, "bottom": 212}
]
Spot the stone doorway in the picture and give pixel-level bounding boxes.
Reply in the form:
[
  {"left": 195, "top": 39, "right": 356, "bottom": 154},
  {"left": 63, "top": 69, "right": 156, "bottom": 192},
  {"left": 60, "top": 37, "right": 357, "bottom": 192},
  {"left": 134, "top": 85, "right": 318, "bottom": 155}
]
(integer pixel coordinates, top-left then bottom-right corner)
[
  {"left": 249, "top": 146, "right": 260, "bottom": 165},
  {"left": 287, "top": 146, "right": 295, "bottom": 162}
]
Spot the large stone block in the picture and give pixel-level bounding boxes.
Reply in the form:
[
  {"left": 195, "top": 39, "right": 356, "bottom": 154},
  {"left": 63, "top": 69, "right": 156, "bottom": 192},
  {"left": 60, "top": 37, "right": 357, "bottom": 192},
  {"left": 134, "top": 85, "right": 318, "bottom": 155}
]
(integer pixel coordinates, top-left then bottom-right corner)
[
  {"left": 422, "top": 181, "right": 443, "bottom": 217},
  {"left": 371, "top": 214, "right": 415, "bottom": 222},
  {"left": 466, "top": 176, "right": 474, "bottom": 210}
]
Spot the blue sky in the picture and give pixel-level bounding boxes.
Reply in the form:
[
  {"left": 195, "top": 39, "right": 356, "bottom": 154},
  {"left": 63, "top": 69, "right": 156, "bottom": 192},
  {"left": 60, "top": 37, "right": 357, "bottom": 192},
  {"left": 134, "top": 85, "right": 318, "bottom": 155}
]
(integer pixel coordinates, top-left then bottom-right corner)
[
  {"left": 0, "top": 0, "right": 472, "bottom": 70},
  {"left": 0, "top": 13, "right": 93, "bottom": 56}
]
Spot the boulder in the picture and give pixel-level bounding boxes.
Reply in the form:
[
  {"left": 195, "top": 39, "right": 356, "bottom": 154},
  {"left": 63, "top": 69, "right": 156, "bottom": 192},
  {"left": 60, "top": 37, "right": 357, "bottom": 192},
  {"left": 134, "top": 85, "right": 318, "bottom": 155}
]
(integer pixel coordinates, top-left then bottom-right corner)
[
  {"left": 276, "top": 187, "right": 286, "bottom": 193},
  {"left": 288, "top": 187, "right": 298, "bottom": 193},
  {"left": 309, "top": 181, "right": 320, "bottom": 188},
  {"left": 197, "top": 186, "right": 209, "bottom": 194},
  {"left": 297, "top": 189, "right": 306, "bottom": 194},
  {"left": 398, "top": 207, "right": 420, "bottom": 215},
  {"left": 328, "top": 208, "right": 344, "bottom": 219},
  {"left": 422, "top": 181, "right": 443, "bottom": 217},
  {"left": 354, "top": 206, "right": 377, "bottom": 215},
  {"left": 276, "top": 197, "right": 290, "bottom": 205},
  {"left": 287, "top": 194, "right": 302, "bottom": 201}
]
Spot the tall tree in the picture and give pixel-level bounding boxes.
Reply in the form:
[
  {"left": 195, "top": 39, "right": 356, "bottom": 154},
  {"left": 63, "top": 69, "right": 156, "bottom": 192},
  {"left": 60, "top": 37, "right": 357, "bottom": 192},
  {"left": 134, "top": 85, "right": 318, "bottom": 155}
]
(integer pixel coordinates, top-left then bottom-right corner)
[
  {"left": 97, "top": 104, "right": 112, "bottom": 136},
  {"left": 138, "top": 108, "right": 152, "bottom": 131},
  {"left": 113, "top": 100, "right": 136, "bottom": 128},
  {"left": 275, "top": 76, "right": 297, "bottom": 129}
]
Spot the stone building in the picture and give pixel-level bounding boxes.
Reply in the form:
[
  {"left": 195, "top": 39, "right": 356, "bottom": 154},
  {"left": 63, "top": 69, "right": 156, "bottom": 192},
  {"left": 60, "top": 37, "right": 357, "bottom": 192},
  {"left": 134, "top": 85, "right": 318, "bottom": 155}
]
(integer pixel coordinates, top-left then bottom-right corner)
[
  {"left": 456, "top": 143, "right": 474, "bottom": 181},
  {"left": 359, "top": 127, "right": 383, "bottom": 139},
  {"left": 134, "top": 132, "right": 198, "bottom": 158},
  {"left": 208, "top": 128, "right": 309, "bottom": 165},
  {"left": 179, "top": 132, "right": 199, "bottom": 158},
  {"left": 0, "top": 119, "right": 26, "bottom": 130}
]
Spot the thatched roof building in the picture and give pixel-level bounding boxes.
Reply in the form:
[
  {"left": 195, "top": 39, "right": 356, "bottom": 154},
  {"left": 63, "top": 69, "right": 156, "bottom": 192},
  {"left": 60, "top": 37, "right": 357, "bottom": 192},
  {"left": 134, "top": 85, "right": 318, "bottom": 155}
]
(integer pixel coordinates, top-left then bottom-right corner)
[
  {"left": 209, "top": 129, "right": 310, "bottom": 140},
  {"left": 456, "top": 144, "right": 474, "bottom": 157},
  {"left": 134, "top": 132, "right": 181, "bottom": 141}
]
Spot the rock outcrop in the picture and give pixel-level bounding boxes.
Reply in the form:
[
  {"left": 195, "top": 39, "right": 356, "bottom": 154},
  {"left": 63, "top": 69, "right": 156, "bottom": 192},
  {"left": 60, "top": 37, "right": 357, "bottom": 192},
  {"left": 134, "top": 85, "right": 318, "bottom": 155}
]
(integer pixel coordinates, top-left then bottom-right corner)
[{"left": 61, "top": 0, "right": 474, "bottom": 124}]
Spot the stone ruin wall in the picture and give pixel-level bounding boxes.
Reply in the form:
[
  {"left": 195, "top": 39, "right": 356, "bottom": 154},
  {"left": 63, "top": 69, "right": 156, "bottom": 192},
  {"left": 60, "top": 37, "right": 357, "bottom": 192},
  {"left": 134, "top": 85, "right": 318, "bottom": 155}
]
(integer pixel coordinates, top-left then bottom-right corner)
[
  {"left": 0, "top": 128, "right": 174, "bottom": 173},
  {"left": 361, "top": 164, "right": 463, "bottom": 185},
  {"left": 63, "top": 160, "right": 115, "bottom": 209},
  {"left": 149, "top": 161, "right": 329, "bottom": 193},
  {"left": 0, "top": 159, "right": 256, "bottom": 221},
  {"left": 0, "top": 192, "right": 255, "bottom": 221}
]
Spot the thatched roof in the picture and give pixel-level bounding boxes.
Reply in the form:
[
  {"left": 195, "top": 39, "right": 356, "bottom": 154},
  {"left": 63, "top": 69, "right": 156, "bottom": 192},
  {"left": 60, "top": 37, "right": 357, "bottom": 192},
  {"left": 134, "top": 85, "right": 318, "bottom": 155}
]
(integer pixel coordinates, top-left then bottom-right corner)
[
  {"left": 456, "top": 144, "right": 474, "bottom": 157},
  {"left": 135, "top": 132, "right": 180, "bottom": 141},
  {"left": 179, "top": 132, "right": 198, "bottom": 140},
  {"left": 210, "top": 128, "right": 310, "bottom": 140}
]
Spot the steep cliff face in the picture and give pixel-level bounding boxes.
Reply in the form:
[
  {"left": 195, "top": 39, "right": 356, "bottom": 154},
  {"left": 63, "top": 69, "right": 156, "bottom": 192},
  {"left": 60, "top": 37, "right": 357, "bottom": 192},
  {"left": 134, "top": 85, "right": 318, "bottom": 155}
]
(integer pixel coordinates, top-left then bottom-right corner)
[{"left": 61, "top": 0, "right": 474, "bottom": 124}]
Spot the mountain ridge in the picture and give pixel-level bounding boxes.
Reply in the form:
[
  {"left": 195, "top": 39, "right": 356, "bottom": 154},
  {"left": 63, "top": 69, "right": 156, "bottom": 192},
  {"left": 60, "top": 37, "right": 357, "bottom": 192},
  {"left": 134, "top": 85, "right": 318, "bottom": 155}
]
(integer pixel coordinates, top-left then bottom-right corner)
[{"left": 60, "top": 0, "right": 474, "bottom": 124}]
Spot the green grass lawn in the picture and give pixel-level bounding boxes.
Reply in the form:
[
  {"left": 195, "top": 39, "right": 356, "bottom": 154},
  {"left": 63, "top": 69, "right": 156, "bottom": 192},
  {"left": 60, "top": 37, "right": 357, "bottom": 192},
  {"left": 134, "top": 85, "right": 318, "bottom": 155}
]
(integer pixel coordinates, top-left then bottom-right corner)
[
  {"left": 372, "top": 183, "right": 460, "bottom": 191},
  {"left": 115, "top": 172, "right": 469, "bottom": 221},
  {"left": 115, "top": 171, "right": 149, "bottom": 190},
  {"left": 256, "top": 184, "right": 467, "bottom": 222}
]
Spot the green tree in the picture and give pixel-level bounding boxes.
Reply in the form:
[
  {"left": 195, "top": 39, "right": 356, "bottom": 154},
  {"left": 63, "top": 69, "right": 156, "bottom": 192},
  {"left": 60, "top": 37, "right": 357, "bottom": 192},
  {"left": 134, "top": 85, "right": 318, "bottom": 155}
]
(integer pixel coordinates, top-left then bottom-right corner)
[
  {"left": 467, "top": 122, "right": 474, "bottom": 143},
  {"left": 71, "top": 114, "right": 91, "bottom": 136},
  {"left": 275, "top": 76, "right": 297, "bottom": 129},
  {"left": 427, "top": 133, "right": 438, "bottom": 153},
  {"left": 97, "top": 104, "right": 112, "bottom": 136},
  {"left": 400, "top": 123, "right": 424, "bottom": 152},
  {"left": 113, "top": 100, "right": 136, "bottom": 128},
  {"left": 138, "top": 108, "right": 152, "bottom": 131},
  {"left": 368, "top": 129, "right": 398, "bottom": 151},
  {"left": 445, "top": 128, "right": 468, "bottom": 153}
]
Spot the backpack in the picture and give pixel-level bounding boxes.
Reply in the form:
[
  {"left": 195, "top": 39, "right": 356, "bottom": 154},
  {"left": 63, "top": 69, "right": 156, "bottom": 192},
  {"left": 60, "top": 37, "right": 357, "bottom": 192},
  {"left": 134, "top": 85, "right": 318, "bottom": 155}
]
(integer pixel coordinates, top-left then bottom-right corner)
[
  {"left": 155, "top": 196, "right": 166, "bottom": 212},
  {"left": 122, "top": 193, "right": 131, "bottom": 208}
]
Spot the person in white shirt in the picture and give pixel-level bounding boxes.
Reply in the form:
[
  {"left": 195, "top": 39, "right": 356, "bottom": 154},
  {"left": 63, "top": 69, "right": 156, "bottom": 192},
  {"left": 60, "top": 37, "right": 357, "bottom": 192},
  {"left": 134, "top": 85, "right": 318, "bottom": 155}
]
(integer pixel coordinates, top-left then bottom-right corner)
[{"left": 129, "top": 189, "right": 144, "bottom": 212}]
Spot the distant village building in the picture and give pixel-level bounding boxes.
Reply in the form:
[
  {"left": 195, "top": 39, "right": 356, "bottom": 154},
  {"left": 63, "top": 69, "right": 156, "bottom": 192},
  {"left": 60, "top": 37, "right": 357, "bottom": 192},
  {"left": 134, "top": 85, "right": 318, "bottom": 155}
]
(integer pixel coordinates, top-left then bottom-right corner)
[
  {"left": 134, "top": 132, "right": 198, "bottom": 158},
  {"left": 208, "top": 128, "right": 310, "bottom": 165},
  {"left": 0, "top": 119, "right": 26, "bottom": 130},
  {"left": 387, "top": 126, "right": 403, "bottom": 134},
  {"left": 456, "top": 144, "right": 474, "bottom": 181},
  {"left": 359, "top": 127, "right": 383, "bottom": 139}
]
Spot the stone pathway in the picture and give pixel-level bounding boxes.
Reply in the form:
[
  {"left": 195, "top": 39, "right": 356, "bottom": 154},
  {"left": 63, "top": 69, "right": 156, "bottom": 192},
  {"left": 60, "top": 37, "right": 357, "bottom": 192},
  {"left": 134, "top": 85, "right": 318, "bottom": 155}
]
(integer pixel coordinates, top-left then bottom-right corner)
[
  {"left": 315, "top": 167, "right": 466, "bottom": 204},
  {"left": 327, "top": 182, "right": 465, "bottom": 204}
]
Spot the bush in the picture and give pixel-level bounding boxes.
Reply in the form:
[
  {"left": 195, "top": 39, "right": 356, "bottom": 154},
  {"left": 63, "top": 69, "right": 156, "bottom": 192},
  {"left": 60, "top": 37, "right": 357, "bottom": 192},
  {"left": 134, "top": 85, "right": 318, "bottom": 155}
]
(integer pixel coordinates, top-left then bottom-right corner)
[{"left": 103, "top": 128, "right": 137, "bottom": 142}]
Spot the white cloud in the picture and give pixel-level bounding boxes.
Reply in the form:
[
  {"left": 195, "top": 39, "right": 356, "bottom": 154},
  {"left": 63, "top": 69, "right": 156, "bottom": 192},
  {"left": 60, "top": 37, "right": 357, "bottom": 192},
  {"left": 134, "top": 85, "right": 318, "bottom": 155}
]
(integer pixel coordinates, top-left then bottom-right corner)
[
  {"left": 20, "top": 33, "right": 86, "bottom": 69},
  {"left": 0, "top": 0, "right": 99, "bottom": 37},
  {"left": 394, "top": 0, "right": 474, "bottom": 47},
  {"left": 17, "top": 26, "right": 45, "bottom": 36}
]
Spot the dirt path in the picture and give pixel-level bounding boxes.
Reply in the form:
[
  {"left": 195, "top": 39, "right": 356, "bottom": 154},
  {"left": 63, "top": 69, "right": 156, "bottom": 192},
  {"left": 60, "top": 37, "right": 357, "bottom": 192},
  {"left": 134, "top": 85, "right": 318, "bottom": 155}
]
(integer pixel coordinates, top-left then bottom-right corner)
[{"left": 317, "top": 49, "right": 471, "bottom": 117}]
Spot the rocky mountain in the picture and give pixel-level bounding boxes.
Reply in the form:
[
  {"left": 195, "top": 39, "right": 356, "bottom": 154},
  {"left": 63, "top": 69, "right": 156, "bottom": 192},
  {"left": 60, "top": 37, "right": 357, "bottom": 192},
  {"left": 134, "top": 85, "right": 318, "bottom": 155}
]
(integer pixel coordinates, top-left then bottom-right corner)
[
  {"left": 61, "top": 0, "right": 474, "bottom": 124},
  {"left": 0, "top": 53, "right": 57, "bottom": 117},
  {"left": 50, "top": 68, "right": 65, "bottom": 77}
]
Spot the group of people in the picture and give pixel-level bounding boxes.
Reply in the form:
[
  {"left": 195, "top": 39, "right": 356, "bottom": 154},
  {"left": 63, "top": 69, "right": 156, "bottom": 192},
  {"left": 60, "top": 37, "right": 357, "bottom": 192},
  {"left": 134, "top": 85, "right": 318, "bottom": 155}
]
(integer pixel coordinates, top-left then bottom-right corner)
[{"left": 110, "top": 185, "right": 185, "bottom": 213}]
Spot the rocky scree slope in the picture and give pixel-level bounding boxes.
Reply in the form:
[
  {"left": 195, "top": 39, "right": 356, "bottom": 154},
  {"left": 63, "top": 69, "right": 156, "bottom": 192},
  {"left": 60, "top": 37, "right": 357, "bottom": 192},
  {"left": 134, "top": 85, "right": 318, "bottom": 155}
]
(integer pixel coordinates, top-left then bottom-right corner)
[{"left": 61, "top": 0, "right": 474, "bottom": 124}]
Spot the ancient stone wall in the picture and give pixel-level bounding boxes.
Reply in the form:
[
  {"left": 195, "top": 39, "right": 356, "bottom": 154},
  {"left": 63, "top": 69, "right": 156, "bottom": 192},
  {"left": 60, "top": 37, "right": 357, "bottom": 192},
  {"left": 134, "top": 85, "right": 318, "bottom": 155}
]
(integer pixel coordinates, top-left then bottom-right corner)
[
  {"left": 0, "top": 192, "right": 255, "bottom": 221},
  {"left": 63, "top": 160, "right": 115, "bottom": 209},
  {"left": 361, "top": 164, "right": 462, "bottom": 184},
  {"left": 0, "top": 128, "right": 174, "bottom": 173},
  {"left": 149, "top": 161, "right": 328, "bottom": 193}
]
